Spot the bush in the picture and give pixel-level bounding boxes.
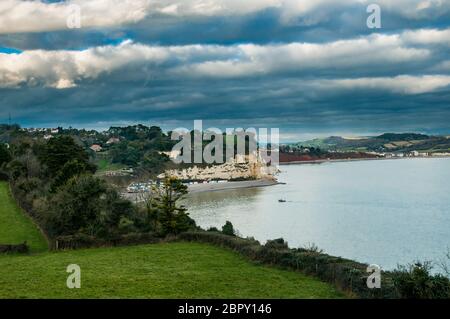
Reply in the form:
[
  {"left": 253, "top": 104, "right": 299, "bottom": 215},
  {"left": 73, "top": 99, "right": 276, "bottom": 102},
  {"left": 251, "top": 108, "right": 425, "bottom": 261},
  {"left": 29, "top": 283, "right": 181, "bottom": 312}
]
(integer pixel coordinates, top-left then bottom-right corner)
[
  {"left": 54, "top": 232, "right": 160, "bottom": 250},
  {"left": 0, "top": 143, "right": 11, "bottom": 167},
  {"left": 221, "top": 221, "right": 236, "bottom": 236},
  {"left": 392, "top": 262, "right": 450, "bottom": 299},
  {"left": 0, "top": 242, "right": 29, "bottom": 254},
  {"left": 264, "top": 238, "right": 289, "bottom": 250},
  {"left": 300, "top": 242, "right": 324, "bottom": 254}
]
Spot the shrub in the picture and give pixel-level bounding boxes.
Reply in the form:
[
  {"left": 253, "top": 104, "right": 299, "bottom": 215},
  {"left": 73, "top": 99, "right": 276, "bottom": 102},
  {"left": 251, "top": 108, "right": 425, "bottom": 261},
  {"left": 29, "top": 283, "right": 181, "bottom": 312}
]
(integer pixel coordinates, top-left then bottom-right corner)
[
  {"left": 0, "top": 242, "right": 29, "bottom": 254},
  {"left": 118, "top": 217, "right": 135, "bottom": 233},
  {"left": 392, "top": 262, "right": 450, "bottom": 299},
  {"left": 0, "top": 143, "right": 11, "bottom": 167},
  {"left": 301, "top": 242, "right": 324, "bottom": 254},
  {"left": 54, "top": 232, "right": 160, "bottom": 250},
  {"left": 221, "top": 221, "right": 235, "bottom": 236},
  {"left": 264, "top": 238, "right": 289, "bottom": 250}
]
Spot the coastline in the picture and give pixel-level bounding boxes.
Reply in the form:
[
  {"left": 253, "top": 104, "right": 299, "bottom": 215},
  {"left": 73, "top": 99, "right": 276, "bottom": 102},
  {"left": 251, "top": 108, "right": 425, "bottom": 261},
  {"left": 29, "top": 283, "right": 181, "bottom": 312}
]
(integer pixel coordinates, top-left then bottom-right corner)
[
  {"left": 122, "top": 179, "right": 280, "bottom": 202},
  {"left": 122, "top": 157, "right": 450, "bottom": 200},
  {"left": 279, "top": 155, "right": 450, "bottom": 165},
  {"left": 187, "top": 179, "right": 280, "bottom": 194}
]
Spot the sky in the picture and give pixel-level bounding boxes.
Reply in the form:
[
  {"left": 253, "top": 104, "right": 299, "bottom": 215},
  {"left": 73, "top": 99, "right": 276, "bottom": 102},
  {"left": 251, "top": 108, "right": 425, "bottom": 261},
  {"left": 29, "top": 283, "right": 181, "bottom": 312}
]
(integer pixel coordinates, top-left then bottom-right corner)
[{"left": 0, "top": 0, "right": 450, "bottom": 141}]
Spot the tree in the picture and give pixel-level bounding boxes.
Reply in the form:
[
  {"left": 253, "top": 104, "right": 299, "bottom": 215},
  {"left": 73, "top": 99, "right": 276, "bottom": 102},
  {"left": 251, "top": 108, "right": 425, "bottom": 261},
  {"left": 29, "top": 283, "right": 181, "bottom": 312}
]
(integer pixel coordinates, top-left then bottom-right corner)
[
  {"left": 138, "top": 191, "right": 160, "bottom": 232},
  {"left": 103, "top": 189, "right": 137, "bottom": 235},
  {"left": 142, "top": 151, "right": 170, "bottom": 175},
  {"left": 38, "top": 135, "right": 96, "bottom": 176},
  {"left": 45, "top": 175, "right": 107, "bottom": 236},
  {"left": 110, "top": 142, "right": 141, "bottom": 166},
  {"left": 51, "top": 159, "right": 95, "bottom": 191},
  {"left": 153, "top": 176, "right": 194, "bottom": 235},
  {"left": 6, "top": 159, "right": 27, "bottom": 180},
  {"left": 0, "top": 143, "right": 11, "bottom": 167}
]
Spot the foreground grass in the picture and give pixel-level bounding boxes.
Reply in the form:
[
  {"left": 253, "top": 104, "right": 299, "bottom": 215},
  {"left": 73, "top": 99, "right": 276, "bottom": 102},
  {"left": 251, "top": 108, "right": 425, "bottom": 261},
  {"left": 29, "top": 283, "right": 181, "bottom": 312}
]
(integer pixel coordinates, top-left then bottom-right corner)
[
  {"left": 0, "top": 181, "right": 48, "bottom": 252},
  {"left": 0, "top": 242, "right": 344, "bottom": 298}
]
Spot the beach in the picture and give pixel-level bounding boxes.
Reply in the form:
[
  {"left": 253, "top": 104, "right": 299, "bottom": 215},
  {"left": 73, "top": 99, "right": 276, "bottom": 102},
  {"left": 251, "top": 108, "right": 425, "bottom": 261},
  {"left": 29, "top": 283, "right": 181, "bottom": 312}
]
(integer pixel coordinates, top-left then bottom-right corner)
[
  {"left": 187, "top": 179, "right": 279, "bottom": 194},
  {"left": 122, "top": 178, "right": 280, "bottom": 202}
]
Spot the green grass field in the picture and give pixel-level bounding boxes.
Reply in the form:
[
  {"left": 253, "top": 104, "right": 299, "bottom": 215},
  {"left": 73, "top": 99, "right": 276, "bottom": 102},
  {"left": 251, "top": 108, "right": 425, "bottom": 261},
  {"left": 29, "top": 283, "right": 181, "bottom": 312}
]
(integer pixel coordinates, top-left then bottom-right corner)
[
  {"left": 0, "top": 242, "right": 343, "bottom": 298},
  {"left": 96, "top": 158, "right": 126, "bottom": 172},
  {"left": 0, "top": 181, "right": 48, "bottom": 252}
]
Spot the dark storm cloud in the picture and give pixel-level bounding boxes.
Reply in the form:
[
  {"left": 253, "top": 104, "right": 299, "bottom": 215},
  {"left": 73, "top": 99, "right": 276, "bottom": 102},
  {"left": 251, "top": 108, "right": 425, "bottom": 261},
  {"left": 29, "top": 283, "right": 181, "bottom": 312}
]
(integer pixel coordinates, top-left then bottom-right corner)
[
  {"left": 2, "top": 74, "right": 450, "bottom": 139},
  {"left": 1, "top": 0, "right": 450, "bottom": 140}
]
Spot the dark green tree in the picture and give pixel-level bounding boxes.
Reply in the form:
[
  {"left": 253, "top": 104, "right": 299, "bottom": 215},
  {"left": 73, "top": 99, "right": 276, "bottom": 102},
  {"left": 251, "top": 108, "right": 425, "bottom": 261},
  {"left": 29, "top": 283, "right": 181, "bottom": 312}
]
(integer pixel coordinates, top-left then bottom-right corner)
[
  {"left": 6, "top": 159, "right": 27, "bottom": 180},
  {"left": 153, "top": 176, "right": 193, "bottom": 235},
  {"left": 138, "top": 191, "right": 160, "bottom": 232},
  {"left": 45, "top": 175, "right": 107, "bottom": 236},
  {"left": 0, "top": 143, "right": 11, "bottom": 167},
  {"left": 51, "top": 159, "right": 96, "bottom": 191},
  {"left": 142, "top": 151, "right": 170, "bottom": 175},
  {"left": 38, "top": 136, "right": 96, "bottom": 176},
  {"left": 103, "top": 189, "right": 137, "bottom": 234},
  {"left": 109, "top": 142, "right": 141, "bottom": 166}
]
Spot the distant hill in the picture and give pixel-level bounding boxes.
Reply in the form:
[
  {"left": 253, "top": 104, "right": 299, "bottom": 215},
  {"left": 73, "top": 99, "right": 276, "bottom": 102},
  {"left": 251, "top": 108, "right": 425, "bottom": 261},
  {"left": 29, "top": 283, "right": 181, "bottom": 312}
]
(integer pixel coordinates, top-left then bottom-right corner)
[
  {"left": 376, "top": 133, "right": 430, "bottom": 142},
  {"left": 293, "top": 133, "right": 450, "bottom": 153}
]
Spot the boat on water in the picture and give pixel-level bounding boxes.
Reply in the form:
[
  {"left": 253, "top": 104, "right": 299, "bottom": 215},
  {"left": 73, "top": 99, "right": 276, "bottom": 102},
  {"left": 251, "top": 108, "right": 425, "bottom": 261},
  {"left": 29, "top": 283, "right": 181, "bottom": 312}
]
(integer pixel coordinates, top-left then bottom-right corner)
[{"left": 278, "top": 199, "right": 286, "bottom": 203}]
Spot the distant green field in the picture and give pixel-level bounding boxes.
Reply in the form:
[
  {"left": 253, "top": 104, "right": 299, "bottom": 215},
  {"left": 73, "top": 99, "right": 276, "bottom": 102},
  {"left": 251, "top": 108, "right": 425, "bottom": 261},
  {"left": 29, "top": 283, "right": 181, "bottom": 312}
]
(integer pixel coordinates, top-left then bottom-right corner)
[
  {"left": 0, "top": 181, "right": 48, "bottom": 252},
  {"left": 0, "top": 242, "right": 344, "bottom": 298},
  {"left": 96, "top": 158, "right": 126, "bottom": 172}
]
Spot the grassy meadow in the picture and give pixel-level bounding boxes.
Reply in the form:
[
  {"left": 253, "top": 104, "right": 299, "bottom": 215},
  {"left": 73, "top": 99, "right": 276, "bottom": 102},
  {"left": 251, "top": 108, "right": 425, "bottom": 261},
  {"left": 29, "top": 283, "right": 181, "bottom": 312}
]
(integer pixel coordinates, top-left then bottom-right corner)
[
  {"left": 0, "top": 181, "right": 48, "bottom": 252},
  {"left": 0, "top": 242, "right": 343, "bottom": 298}
]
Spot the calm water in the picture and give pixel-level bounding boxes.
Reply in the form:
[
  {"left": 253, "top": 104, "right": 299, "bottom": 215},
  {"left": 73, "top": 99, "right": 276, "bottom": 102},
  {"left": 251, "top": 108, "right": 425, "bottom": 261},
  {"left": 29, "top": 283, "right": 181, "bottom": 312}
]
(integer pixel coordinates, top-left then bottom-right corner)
[{"left": 185, "top": 158, "right": 450, "bottom": 270}]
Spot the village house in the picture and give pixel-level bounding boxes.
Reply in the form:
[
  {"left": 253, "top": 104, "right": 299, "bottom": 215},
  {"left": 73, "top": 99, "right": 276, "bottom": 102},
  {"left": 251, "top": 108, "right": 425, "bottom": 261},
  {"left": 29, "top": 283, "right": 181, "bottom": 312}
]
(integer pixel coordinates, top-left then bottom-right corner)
[{"left": 90, "top": 144, "right": 103, "bottom": 152}]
